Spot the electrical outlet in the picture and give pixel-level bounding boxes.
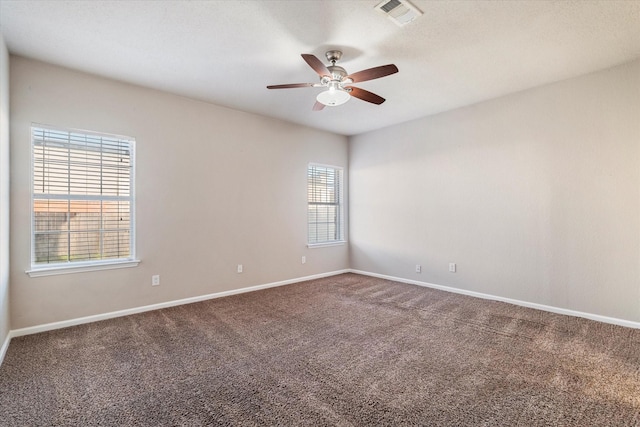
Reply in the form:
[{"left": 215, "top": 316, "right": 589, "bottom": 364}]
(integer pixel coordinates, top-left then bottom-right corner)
[
  {"left": 151, "top": 275, "right": 160, "bottom": 286},
  {"left": 449, "top": 263, "right": 456, "bottom": 273},
  {"left": 301, "top": 256, "right": 306, "bottom": 264},
  {"left": 237, "top": 264, "right": 243, "bottom": 273},
  {"left": 415, "top": 264, "right": 421, "bottom": 273}
]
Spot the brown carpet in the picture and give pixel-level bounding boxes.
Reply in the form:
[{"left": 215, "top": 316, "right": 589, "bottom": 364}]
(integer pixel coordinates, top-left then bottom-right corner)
[{"left": 1, "top": 273, "right": 639, "bottom": 426}]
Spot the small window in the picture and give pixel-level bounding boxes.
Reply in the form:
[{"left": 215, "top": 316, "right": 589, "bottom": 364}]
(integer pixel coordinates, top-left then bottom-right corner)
[
  {"left": 29, "top": 125, "right": 137, "bottom": 275},
  {"left": 308, "top": 163, "right": 345, "bottom": 246}
]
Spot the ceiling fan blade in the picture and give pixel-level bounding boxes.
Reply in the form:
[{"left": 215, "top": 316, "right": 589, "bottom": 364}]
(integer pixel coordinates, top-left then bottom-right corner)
[
  {"left": 312, "top": 101, "right": 326, "bottom": 111},
  {"left": 347, "top": 87, "right": 386, "bottom": 105},
  {"left": 267, "top": 83, "right": 315, "bottom": 89},
  {"left": 347, "top": 64, "right": 398, "bottom": 83},
  {"left": 302, "top": 54, "right": 331, "bottom": 77}
]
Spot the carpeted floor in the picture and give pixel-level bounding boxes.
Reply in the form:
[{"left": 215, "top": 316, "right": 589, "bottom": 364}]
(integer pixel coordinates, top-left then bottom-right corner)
[{"left": 1, "top": 273, "right": 639, "bottom": 426}]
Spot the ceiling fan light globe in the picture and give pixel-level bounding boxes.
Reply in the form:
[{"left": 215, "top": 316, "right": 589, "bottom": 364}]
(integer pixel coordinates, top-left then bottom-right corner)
[{"left": 316, "top": 88, "right": 350, "bottom": 106}]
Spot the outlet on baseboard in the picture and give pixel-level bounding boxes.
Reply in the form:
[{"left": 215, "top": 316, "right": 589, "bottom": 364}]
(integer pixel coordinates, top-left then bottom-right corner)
[{"left": 151, "top": 275, "right": 160, "bottom": 286}]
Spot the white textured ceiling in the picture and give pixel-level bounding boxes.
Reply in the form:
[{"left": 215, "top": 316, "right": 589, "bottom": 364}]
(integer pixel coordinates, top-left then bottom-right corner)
[{"left": 1, "top": 0, "right": 639, "bottom": 136}]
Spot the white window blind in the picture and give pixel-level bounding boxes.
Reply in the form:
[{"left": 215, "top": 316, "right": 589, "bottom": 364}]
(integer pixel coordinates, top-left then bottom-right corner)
[
  {"left": 31, "top": 126, "right": 135, "bottom": 268},
  {"left": 308, "top": 164, "right": 344, "bottom": 245}
]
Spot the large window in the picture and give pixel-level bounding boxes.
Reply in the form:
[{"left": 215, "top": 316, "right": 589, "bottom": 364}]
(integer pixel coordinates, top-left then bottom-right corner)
[
  {"left": 29, "top": 125, "right": 136, "bottom": 275},
  {"left": 308, "top": 163, "right": 345, "bottom": 246}
]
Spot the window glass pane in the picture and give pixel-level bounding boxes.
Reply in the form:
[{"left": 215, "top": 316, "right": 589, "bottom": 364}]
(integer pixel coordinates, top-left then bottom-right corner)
[
  {"left": 103, "top": 230, "right": 130, "bottom": 259},
  {"left": 34, "top": 231, "right": 69, "bottom": 264},
  {"left": 69, "top": 231, "right": 101, "bottom": 261}
]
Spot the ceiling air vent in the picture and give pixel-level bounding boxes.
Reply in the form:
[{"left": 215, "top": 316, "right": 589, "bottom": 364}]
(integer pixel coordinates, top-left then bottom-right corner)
[{"left": 374, "top": 0, "right": 423, "bottom": 27}]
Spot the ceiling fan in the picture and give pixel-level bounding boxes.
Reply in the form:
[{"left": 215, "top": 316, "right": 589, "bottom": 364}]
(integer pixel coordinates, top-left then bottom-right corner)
[{"left": 267, "top": 50, "right": 399, "bottom": 111}]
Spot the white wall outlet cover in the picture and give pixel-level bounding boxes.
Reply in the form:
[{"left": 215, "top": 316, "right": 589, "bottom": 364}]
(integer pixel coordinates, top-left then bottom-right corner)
[
  {"left": 152, "top": 275, "right": 160, "bottom": 286},
  {"left": 237, "top": 264, "right": 243, "bottom": 273},
  {"left": 449, "top": 263, "right": 456, "bottom": 273}
]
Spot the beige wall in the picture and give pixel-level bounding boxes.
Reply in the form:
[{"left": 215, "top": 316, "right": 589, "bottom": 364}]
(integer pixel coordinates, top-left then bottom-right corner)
[
  {"left": 350, "top": 60, "right": 640, "bottom": 323},
  {"left": 0, "top": 35, "right": 10, "bottom": 346},
  {"left": 10, "top": 56, "right": 349, "bottom": 329}
]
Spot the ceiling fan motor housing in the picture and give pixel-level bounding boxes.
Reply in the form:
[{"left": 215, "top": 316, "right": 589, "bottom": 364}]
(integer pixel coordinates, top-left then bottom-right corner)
[{"left": 328, "top": 65, "right": 347, "bottom": 80}]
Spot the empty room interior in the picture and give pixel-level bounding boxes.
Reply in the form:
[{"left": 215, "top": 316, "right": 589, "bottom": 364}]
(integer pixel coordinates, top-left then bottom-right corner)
[{"left": 0, "top": 1, "right": 639, "bottom": 425}]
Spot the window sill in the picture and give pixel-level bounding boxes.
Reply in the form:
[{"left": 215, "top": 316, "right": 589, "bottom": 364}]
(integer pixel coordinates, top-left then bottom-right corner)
[
  {"left": 307, "top": 241, "right": 347, "bottom": 249},
  {"left": 26, "top": 259, "right": 141, "bottom": 277}
]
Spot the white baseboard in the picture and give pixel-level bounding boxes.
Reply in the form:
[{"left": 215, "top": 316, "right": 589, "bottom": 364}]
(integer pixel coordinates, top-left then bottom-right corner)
[
  {"left": 10, "top": 269, "right": 350, "bottom": 339},
  {"left": 0, "top": 330, "right": 10, "bottom": 367},
  {"left": 350, "top": 269, "right": 640, "bottom": 329}
]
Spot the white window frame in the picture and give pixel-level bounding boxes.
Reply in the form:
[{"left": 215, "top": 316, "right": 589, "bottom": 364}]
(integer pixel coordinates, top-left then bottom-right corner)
[
  {"left": 26, "top": 124, "right": 139, "bottom": 277},
  {"left": 307, "top": 163, "right": 346, "bottom": 248}
]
